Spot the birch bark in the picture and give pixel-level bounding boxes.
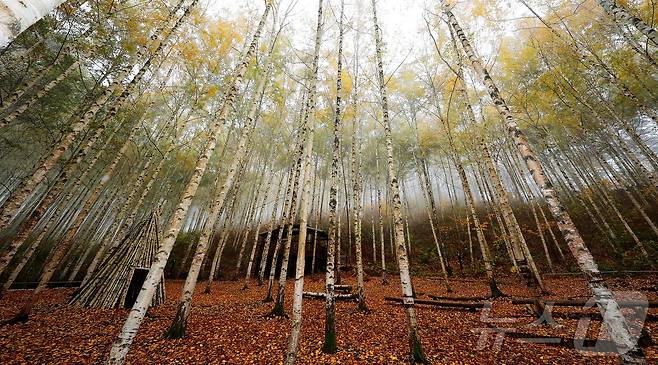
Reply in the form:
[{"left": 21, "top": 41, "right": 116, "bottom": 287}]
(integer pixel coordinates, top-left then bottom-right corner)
[
  {"left": 106, "top": 2, "right": 271, "bottom": 361},
  {"left": 0, "top": 0, "right": 67, "bottom": 49},
  {"left": 443, "top": 4, "right": 646, "bottom": 362},
  {"left": 372, "top": 0, "right": 427, "bottom": 362},
  {"left": 285, "top": 1, "right": 324, "bottom": 362}
]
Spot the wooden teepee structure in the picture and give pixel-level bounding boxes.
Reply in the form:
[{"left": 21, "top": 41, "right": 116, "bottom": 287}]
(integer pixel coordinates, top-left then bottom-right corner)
[{"left": 69, "top": 211, "right": 165, "bottom": 308}]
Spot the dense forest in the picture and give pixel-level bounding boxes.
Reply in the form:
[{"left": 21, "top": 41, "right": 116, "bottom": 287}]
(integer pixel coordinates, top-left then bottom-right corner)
[{"left": 0, "top": 0, "right": 657, "bottom": 363}]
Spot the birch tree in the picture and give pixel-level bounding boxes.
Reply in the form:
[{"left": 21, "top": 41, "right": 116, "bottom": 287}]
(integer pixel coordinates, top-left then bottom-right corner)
[
  {"left": 321, "top": 0, "right": 343, "bottom": 353},
  {"left": 284, "top": 0, "right": 324, "bottom": 362},
  {"left": 595, "top": 0, "right": 658, "bottom": 47},
  {"left": 0, "top": 0, "right": 67, "bottom": 48},
  {"left": 372, "top": 0, "right": 428, "bottom": 362},
  {"left": 350, "top": 9, "right": 368, "bottom": 312},
  {"left": 442, "top": 3, "right": 646, "bottom": 362},
  {"left": 106, "top": 2, "right": 272, "bottom": 362}
]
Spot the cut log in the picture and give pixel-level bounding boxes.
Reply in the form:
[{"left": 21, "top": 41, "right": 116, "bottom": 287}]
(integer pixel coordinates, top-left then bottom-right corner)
[
  {"left": 505, "top": 332, "right": 618, "bottom": 351},
  {"left": 428, "top": 277, "right": 486, "bottom": 283},
  {"left": 303, "top": 292, "right": 357, "bottom": 301},
  {"left": 511, "top": 298, "right": 658, "bottom": 308},
  {"left": 384, "top": 297, "right": 485, "bottom": 309},
  {"left": 429, "top": 295, "right": 490, "bottom": 301},
  {"left": 334, "top": 284, "right": 352, "bottom": 293},
  {"left": 543, "top": 270, "right": 658, "bottom": 277},
  {"left": 334, "top": 285, "right": 352, "bottom": 294}
]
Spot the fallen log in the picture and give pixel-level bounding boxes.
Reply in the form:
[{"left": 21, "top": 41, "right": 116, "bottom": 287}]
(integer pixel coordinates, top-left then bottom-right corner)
[
  {"left": 303, "top": 292, "right": 357, "bottom": 301},
  {"left": 427, "top": 277, "right": 487, "bottom": 283},
  {"left": 544, "top": 270, "right": 658, "bottom": 277},
  {"left": 511, "top": 298, "right": 658, "bottom": 308},
  {"left": 429, "top": 295, "right": 490, "bottom": 301},
  {"left": 334, "top": 285, "right": 352, "bottom": 293},
  {"left": 384, "top": 297, "right": 485, "bottom": 309},
  {"left": 505, "top": 332, "right": 617, "bottom": 351},
  {"left": 505, "top": 330, "right": 653, "bottom": 349}
]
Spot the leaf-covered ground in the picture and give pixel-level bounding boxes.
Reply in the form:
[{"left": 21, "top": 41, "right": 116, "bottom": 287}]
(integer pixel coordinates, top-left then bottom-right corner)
[{"left": 0, "top": 274, "right": 656, "bottom": 364}]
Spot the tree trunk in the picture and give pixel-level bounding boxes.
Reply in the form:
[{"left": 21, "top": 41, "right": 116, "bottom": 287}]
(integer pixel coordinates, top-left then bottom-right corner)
[
  {"left": 322, "top": 0, "right": 342, "bottom": 352},
  {"left": 443, "top": 4, "right": 646, "bottom": 363},
  {"left": 284, "top": 1, "right": 323, "bottom": 362},
  {"left": 375, "top": 149, "right": 387, "bottom": 284},
  {"left": 310, "top": 176, "right": 325, "bottom": 274},
  {"left": 597, "top": 0, "right": 658, "bottom": 47},
  {"left": 165, "top": 55, "right": 273, "bottom": 338},
  {"left": 0, "top": 0, "right": 67, "bottom": 49},
  {"left": 350, "top": 20, "right": 368, "bottom": 312},
  {"left": 370, "top": 183, "right": 376, "bottom": 263},
  {"left": 106, "top": 2, "right": 270, "bottom": 362},
  {"left": 372, "top": 0, "right": 428, "bottom": 362},
  {"left": 257, "top": 173, "right": 285, "bottom": 286},
  {"left": 335, "top": 190, "right": 342, "bottom": 285}
]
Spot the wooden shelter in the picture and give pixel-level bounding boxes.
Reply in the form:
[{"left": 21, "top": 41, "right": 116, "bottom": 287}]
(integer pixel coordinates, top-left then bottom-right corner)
[{"left": 69, "top": 212, "right": 165, "bottom": 308}]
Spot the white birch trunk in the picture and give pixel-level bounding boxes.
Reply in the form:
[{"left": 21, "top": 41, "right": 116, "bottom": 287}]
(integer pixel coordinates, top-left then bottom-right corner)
[
  {"left": 350, "top": 18, "right": 367, "bottom": 311},
  {"left": 443, "top": 4, "right": 646, "bottom": 362},
  {"left": 0, "top": 0, "right": 66, "bottom": 48},
  {"left": 597, "top": 0, "right": 658, "bottom": 46},
  {"left": 310, "top": 175, "right": 322, "bottom": 274},
  {"left": 372, "top": 0, "right": 427, "bottom": 362},
  {"left": 285, "top": 1, "right": 323, "bottom": 362},
  {"left": 163, "top": 12, "right": 273, "bottom": 340},
  {"left": 322, "top": 0, "right": 342, "bottom": 352},
  {"left": 106, "top": 2, "right": 271, "bottom": 362},
  {"left": 244, "top": 167, "right": 276, "bottom": 289}
]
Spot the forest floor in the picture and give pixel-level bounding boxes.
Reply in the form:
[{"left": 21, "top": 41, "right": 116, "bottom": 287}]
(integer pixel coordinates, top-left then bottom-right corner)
[{"left": 0, "top": 273, "right": 656, "bottom": 364}]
